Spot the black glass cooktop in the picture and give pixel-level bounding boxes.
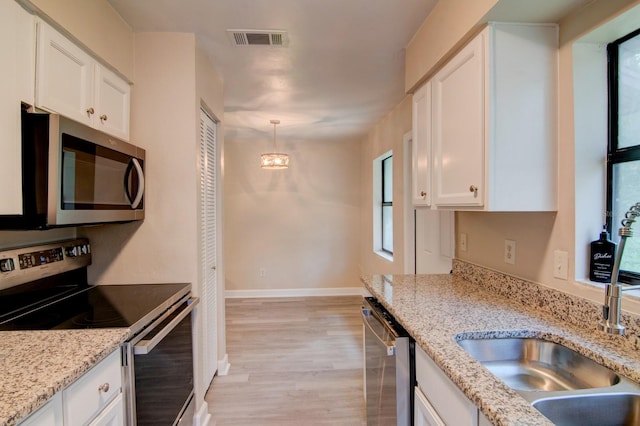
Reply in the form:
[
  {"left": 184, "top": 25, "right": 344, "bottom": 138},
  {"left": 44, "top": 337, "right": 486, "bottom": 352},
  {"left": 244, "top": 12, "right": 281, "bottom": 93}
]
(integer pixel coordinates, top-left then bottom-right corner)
[{"left": 0, "top": 283, "right": 190, "bottom": 333}]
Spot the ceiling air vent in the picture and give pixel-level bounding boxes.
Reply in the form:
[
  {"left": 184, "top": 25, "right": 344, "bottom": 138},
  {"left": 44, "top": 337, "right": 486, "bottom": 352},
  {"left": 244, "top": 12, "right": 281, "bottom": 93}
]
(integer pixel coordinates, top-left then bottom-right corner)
[{"left": 227, "top": 30, "right": 288, "bottom": 47}]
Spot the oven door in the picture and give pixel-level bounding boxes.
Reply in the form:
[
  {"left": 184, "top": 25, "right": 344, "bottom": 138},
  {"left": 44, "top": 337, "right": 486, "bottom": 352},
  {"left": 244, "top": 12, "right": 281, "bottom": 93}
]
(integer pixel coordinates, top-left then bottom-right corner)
[{"left": 124, "top": 297, "right": 198, "bottom": 426}]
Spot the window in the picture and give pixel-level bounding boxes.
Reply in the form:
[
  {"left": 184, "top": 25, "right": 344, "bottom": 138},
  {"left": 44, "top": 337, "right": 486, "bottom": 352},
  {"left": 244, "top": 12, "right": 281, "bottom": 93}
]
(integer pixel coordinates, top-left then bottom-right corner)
[
  {"left": 373, "top": 150, "right": 393, "bottom": 260},
  {"left": 381, "top": 155, "right": 393, "bottom": 254},
  {"left": 607, "top": 28, "right": 640, "bottom": 283}
]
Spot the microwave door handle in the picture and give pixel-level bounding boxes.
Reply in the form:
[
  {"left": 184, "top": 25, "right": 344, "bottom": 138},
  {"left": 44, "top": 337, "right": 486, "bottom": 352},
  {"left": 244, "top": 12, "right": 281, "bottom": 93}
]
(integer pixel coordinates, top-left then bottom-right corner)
[{"left": 127, "top": 158, "right": 145, "bottom": 209}]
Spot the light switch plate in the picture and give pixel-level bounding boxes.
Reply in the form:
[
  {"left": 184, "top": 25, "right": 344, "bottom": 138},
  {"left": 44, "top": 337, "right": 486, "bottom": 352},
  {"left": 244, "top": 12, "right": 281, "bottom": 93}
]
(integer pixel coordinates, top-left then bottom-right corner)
[
  {"left": 460, "top": 233, "right": 468, "bottom": 252},
  {"left": 554, "top": 250, "right": 568, "bottom": 280}
]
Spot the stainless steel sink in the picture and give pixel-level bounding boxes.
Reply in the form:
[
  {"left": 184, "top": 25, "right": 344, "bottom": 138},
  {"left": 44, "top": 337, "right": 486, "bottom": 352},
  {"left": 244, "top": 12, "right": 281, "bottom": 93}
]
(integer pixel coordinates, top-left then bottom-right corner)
[
  {"left": 457, "top": 338, "right": 620, "bottom": 392},
  {"left": 533, "top": 393, "right": 640, "bottom": 426},
  {"left": 457, "top": 336, "right": 640, "bottom": 424}
]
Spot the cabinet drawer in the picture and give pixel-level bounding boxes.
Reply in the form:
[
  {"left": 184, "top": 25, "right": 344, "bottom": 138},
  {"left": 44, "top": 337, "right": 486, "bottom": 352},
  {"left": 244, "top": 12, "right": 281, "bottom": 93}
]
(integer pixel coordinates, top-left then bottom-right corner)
[
  {"left": 415, "top": 345, "right": 477, "bottom": 425},
  {"left": 63, "top": 350, "right": 121, "bottom": 426}
]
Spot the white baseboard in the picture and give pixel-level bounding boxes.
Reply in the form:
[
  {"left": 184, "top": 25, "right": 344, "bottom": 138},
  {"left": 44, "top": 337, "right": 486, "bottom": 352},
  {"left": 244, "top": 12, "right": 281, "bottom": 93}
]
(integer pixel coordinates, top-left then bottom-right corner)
[
  {"left": 217, "top": 353, "right": 230, "bottom": 376},
  {"left": 225, "top": 287, "right": 365, "bottom": 298},
  {"left": 193, "top": 401, "right": 211, "bottom": 426}
]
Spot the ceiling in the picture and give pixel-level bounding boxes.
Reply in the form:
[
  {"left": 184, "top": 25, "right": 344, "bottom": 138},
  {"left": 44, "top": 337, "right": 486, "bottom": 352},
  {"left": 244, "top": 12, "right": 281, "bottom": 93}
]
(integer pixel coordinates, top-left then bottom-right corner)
[
  {"left": 106, "top": 0, "right": 599, "bottom": 145},
  {"left": 107, "top": 0, "right": 439, "bottom": 144}
]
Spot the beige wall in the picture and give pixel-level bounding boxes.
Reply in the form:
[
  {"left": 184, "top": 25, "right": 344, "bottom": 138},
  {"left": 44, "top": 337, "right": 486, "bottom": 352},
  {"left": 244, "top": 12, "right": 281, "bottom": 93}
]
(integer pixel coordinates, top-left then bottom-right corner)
[
  {"left": 83, "top": 33, "right": 199, "bottom": 285},
  {"left": 81, "top": 32, "right": 226, "bottom": 418},
  {"left": 0, "top": 228, "right": 76, "bottom": 250},
  {"left": 22, "top": 0, "right": 134, "bottom": 80},
  {"left": 224, "top": 135, "right": 362, "bottom": 293},
  {"left": 359, "top": 96, "right": 412, "bottom": 275},
  {"left": 405, "top": 0, "right": 498, "bottom": 92}
]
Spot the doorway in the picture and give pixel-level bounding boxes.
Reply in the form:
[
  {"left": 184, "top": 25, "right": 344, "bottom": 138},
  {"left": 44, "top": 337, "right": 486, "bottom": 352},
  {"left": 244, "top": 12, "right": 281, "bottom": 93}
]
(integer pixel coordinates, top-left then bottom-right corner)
[{"left": 403, "top": 132, "right": 454, "bottom": 274}]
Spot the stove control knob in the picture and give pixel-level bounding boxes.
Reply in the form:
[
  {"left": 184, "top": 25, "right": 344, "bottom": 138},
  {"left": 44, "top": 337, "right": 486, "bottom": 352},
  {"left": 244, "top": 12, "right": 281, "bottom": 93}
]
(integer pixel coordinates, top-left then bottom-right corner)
[
  {"left": 66, "top": 246, "right": 78, "bottom": 257},
  {"left": 0, "top": 258, "right": 15, "bottom": 273},
  {"left": 80, "top": 245, "right": 88, "bottom": 255}
]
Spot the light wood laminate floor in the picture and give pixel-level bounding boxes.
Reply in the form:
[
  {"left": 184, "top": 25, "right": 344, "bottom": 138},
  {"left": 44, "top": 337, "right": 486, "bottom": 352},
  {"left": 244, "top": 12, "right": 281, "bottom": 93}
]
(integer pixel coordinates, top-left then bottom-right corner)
[{"left": 206, "top": 296, "right": 366, "bottom": 426}]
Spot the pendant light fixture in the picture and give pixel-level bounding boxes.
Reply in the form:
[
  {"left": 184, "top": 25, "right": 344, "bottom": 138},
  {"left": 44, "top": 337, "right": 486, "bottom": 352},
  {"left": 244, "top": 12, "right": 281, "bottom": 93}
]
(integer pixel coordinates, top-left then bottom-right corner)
[{"left": 260, "top": 119, "right": 289, "bottom": 169}]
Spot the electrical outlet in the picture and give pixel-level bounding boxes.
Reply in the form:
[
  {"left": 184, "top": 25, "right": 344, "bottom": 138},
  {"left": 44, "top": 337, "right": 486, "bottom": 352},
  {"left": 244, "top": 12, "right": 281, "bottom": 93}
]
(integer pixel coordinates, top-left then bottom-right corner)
[
  {"left": 460, "top": 233, "right": 468, "bottom": 252},
  {"left": 259, "top": 268, "right": 267, "bottom": 277},
  {"left": 553, "top": 250, "right": 568, "bottom": 280},
  {"left": 504, "top": 240, "right": 516, "bottom": 265}
]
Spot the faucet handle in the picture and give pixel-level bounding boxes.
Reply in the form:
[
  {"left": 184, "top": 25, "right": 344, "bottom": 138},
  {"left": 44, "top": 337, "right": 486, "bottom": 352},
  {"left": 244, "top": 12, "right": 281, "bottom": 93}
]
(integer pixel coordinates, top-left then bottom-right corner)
[{"left": 602, "top": 305, "right": 609, "bottom": 321}]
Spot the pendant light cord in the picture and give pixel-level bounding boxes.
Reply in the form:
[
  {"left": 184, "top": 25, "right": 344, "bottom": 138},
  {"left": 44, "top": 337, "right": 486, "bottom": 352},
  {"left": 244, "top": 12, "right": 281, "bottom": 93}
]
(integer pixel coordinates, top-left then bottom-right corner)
[{"left": 271, "top": 119, "right": 280, "bottom": 151}]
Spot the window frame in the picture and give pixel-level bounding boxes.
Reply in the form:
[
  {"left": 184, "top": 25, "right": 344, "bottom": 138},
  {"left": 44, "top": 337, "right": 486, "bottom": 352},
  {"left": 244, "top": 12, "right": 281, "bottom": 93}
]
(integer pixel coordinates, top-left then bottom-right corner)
[
  {"left": 606, "top": 27, "right": 640, "bottom": 284},
  {"left": 381, "top": 154, "right": 393, "bottom": 255}
]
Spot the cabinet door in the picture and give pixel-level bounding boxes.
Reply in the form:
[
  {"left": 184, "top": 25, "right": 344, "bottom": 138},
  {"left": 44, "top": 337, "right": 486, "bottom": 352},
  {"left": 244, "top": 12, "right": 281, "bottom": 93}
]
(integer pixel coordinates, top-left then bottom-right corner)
[
  {"left": 63, "top": 350, "right": 121, "bottom": 426},
  {"left": 432, "top": 31, "right": 485, "bottom": 207},
  {"left": 0, "top": 0, "right": 34, "bottom": 215},
  {"left": 415, "top": 345, "right": 478, "bottom": 425},
  {"left": 414, "top": 387, "right": 445, "bottom": 426},
  {"left": 412, "top": 81, "right": 431, "bottom": 206},
  {"left": 88, "top": 393, "right": 124, "bottom": 426},
  {"left": 36, "top": 20, "right": 93, "bottom": 127},
  {"left": 18, "top": 393, "right": 63, "bottom": 426},
  {"left": 95, "top": 65, "right": 130, "bottom": 140}
]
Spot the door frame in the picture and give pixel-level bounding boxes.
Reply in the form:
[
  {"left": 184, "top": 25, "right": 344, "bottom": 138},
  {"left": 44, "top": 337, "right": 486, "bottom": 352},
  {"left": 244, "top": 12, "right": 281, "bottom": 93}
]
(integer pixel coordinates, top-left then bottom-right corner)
[{"left": 403, "top": 131, "right": 416, "bottom": 274}]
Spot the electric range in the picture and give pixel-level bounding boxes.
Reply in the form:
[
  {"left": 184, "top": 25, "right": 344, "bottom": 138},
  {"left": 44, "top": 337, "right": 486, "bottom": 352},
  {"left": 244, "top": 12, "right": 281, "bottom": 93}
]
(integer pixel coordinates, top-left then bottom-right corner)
[{"left": 0, "top": 239, "right": 197, "bottom": 425}]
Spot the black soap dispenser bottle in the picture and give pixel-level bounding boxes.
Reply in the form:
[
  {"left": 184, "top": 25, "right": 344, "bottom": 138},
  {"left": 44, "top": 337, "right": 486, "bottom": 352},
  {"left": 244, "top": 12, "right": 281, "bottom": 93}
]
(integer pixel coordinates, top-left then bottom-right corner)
[{"left": 589, "top": 226, "right": 617, "bottom": 283}]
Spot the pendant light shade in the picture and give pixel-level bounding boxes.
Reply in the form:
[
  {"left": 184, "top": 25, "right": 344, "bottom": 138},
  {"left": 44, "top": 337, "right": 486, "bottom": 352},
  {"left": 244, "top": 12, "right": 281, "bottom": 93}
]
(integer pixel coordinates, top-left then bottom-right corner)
[{"left": 261, "top": 120, "right": 289, "bottom": 169}]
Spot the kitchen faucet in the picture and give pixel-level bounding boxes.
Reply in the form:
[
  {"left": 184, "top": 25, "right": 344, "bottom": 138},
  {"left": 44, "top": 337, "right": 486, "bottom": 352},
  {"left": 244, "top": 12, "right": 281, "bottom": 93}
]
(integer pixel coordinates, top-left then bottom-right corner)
[{"left": 600, "top": 202, "right": 640, "bottom": 335}]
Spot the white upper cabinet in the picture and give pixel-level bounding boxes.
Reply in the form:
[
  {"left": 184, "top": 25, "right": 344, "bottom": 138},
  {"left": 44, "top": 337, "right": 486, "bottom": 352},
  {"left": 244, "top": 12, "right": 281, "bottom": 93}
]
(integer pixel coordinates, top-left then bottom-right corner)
[
  {"left": 0, "top": 0, "right": 35, "bottom": 215},
  {"left": 36, "top": 21, "right": 93, "bottom": 127},
  {"left": 36, "top": 20, "right": 130, "bottom": 140},
  {"left": 432, "top": 32, "right": 485, "bottom": 207},
  {"left": 412, "top": 81, "right": 432, "bottom": 206},
  {"left": 95, "top": 65, "right": 131, "bottom": 140},
  {"left": 431, "top": 23, "right": 558, "bottom": 211}
]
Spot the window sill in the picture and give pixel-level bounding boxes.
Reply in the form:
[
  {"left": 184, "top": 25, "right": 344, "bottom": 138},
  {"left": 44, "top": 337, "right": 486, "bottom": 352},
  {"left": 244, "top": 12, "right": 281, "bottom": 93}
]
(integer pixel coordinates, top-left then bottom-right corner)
[
  {"left": 375, "top": 251, "right": 393, "bottom": 262},
  {"left": 576, "top": 278, "right": 640, "bottom": 299}
]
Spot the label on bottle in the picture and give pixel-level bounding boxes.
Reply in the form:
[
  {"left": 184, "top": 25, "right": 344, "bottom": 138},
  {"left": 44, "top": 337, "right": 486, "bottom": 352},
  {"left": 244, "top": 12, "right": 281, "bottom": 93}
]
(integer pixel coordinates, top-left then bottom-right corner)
[{"left": 590, "top": 245, "right": 614, "bottom": 282}]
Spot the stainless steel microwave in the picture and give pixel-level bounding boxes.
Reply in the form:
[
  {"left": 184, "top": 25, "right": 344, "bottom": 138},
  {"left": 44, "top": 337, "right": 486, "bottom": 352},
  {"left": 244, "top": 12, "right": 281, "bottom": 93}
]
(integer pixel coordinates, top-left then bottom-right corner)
[{"left": 0, "top": 107, "right": 145, "bottom": 229}]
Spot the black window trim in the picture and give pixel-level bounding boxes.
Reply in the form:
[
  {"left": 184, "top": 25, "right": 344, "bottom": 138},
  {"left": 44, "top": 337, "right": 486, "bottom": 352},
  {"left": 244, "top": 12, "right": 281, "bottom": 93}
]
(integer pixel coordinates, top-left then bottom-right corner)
[{"left": 606, "top": 27, "right": 640, "bottom": 284}]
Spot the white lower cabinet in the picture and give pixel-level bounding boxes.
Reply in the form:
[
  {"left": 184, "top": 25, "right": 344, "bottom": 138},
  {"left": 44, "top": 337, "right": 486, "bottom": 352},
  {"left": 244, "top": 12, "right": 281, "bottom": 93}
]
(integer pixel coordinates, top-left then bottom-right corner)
[
  {"left": 18, "top": 350, "right": 123, "bottom": 426},
  {"left": 479, "top": 412, "right": 492, "bottom": 426},
  {"left": 63, "top": 350, "right": 122, "bottom": 426},
  {"left": 88, "top": 394, "right": 124, "bottom": 426},
  {"left": 414, "top": 386, "right": 445, "bottom": 426},
  {"left": 415, "top": 345, "right": 479, "bottom": 425},
  {"left": 18, "top": 394, "right": 63, "bottom": 426}
]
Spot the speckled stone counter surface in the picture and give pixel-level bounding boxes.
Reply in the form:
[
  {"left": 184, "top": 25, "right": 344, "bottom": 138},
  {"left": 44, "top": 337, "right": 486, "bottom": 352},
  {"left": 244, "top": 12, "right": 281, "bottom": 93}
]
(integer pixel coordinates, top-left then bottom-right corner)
[
  {"left": 361, "top": 260, "right": 640, "bottom": 426},
  {"left": 0, "top": 329, "right": 129, "bottom": 426}
]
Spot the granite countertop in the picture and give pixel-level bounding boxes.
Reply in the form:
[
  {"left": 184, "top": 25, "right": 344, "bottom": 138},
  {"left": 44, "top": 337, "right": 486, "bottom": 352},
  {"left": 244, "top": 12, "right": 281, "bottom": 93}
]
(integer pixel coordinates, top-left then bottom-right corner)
[
  {"left": 0, "top": 329, "right": 130, "bottom": 426},
  {"left": 361, "top": 268, "right": 640, "bottom": 426}
]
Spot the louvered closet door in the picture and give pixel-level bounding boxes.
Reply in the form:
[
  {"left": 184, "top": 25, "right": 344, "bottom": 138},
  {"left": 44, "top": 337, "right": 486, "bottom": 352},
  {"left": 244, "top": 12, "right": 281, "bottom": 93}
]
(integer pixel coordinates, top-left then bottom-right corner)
[{"left": 200, "top": 108, "right": 218, "bottom": 388}]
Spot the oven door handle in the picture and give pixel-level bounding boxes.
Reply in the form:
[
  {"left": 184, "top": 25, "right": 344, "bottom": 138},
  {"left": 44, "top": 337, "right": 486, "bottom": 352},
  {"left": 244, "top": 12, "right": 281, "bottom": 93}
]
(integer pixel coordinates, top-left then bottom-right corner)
[
  {"left": 361, "top": 307, "right": 396, "bottom": 356},
  {"left": 134, "top": 297, "right": 199, "bottom": 355}
]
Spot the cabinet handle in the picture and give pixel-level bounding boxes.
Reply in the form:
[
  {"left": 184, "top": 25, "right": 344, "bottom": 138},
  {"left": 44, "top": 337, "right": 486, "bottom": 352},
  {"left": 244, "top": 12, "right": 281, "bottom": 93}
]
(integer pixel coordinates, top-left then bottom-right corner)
[
  {"left": 420, "top": 191, "right": 427, "bottom": 198},
  {"left": 469, "top": 185, "right": 478, "bottom": 196},
  {"left": 86, "top": 107, "right": 95, "bottom": 115},
  {"left": 98, "top": 382, "right": 110, "bottom": 393},
  {"left": 100, "top": 114, "right": 108, "bottom": 122}
]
